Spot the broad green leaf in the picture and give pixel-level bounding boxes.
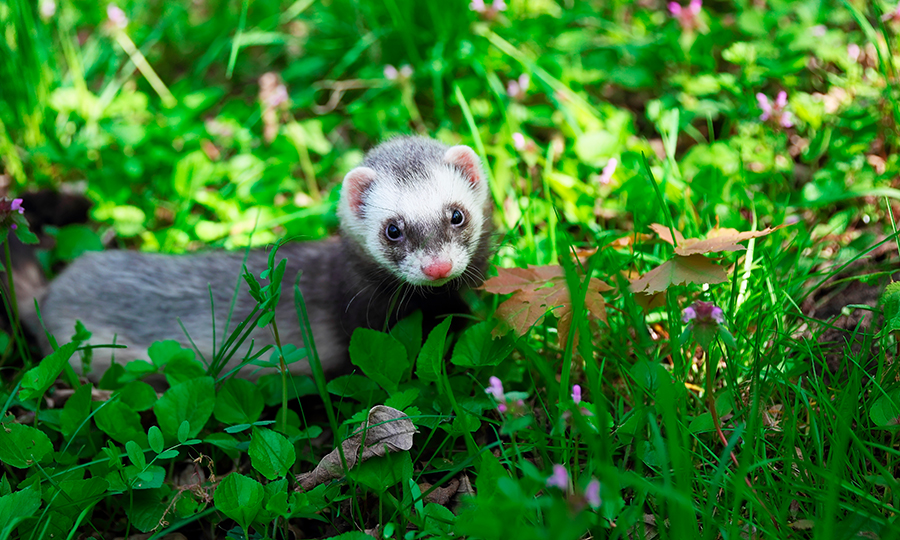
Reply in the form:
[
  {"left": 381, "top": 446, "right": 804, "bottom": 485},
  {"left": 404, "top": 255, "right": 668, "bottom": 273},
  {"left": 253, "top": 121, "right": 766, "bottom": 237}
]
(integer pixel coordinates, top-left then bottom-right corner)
[
  {"left": 148, "top": 426, "right": 164, "bottom": 454},
  {"left": 249, "top": 427, "right": 296, "bottom": 480},
  {"left": 391, "top": 310, "right": 423, "bottom": 367},
  {"left": 126, "top": 440, "right": 147, "bottom": 469},
  {"left": 870, "top": 389, "right": 900, "bottom": 429},
  {"left": 95, "top": 401, "right": 147, "bottom": 446},
  {"left": 147, "top": 340, "right": 196, "bottom": 369},
  {"left": 215, "top": 473, "right": 264, "bottom": 531},
  {"left": 326, "top": 374, "right": 384, "bottom": 403},
  {"left": 351, "top": 452, "right": 412, "bottom": 494},
  {"left": 117, "top": 380, "right": 158, "bottom": 411},
  {"left": 0, "top": 423, "right": 53, "bottom": 468},
  {"left": 416, "top": 316, "right": 453, "bottom": 381},
  {"left": 0, "top": 485, "right": 40, "bottom": 534},
  {"left": 214, "top": 378, "right": 265, "bottom": 425},
  {"left": 349, "top": 329, "right": 409, "bottom": 394},
  {"left": 154, "top": 377, "right": 216, "bottom": 441},
  {"left": 451, "top": 321, "right": 515, "bottom": 367},
  {"left": 60, "top": 383, "right": 92, "bottom": 438},
  {"left": 124, "top": 488, "right": 168, "bottom": 533},
  {"left": 18, "top": 342, "right": 79, "bottom": 400}
]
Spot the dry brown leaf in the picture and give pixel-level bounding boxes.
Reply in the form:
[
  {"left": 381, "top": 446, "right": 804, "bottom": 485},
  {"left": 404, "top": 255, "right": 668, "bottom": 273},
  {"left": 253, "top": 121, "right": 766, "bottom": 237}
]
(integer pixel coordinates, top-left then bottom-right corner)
[
  {"left": 482, "top": 265, "right": 613, "bottom": 338},
  {"left": 295, "top": 405, "right": 415, "bottom": 492},
  {"left": 630, "top": 254, "right": 728, "bottom": 294},
  {"left": 648, "top": 223, "right": 785, "bottom": 256}
]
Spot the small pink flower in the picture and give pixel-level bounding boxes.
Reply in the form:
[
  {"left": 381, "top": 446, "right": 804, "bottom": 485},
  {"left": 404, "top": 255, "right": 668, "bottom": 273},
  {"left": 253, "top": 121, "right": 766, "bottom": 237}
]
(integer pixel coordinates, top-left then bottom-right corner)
[
  {"left": 585, "top": 479, "right": 601, "bottom": 508},
  {"left": 811, "top": 25, "right": 827, "bottom": 37},
  {"left": 507, "top": 74, "right": 530, "bottom": 100},
  {"left": 267, "top": 84, "right": 288, "bottom": 108},
  {"left": 571, "top": 384, "right": 582, "bottom": 404},
  {"left": 546, "top": 464, "right": 569, "bottom": 490},
  {"left": 598, "top": 157, "right": 617, "bottom": 185},
  {"left": 471, "top": 0, "right": 506, "bottom": 14},
  {"left": 39, "top": 0, "right": 56, "bottom": 18},
  {"left": 399, "top": 65, "right": 413, "bottom": 78},
  {"left": 107, "top": 4, "right": 128, "bottom": 29},
  {"left": 10, "top": 199, "right": 24, "bottom": 214},
  {"left": 682, "top": 300, "right": 723, "bottom": 325},
  {"left": 669, "top": 0, "right": 701, "bottom": 30},
  {"left": 469, "top": 0, "right": 486, "bottom": 11},
  {"left": 10, "top": 224, "right": 16, "bottom": 230},
  {"left": 512, "top": 132, "right": 526, "bottom": 151},
  {"left": 492, "top": 0, "right": 507, "bottom": 11},
  {"left": 848, "top": 43, "right": 861, "bottom": 62},
  {"left": 384, "top": 65, "right": 399, "bottom": 80},
  {"left": 757, "top": 91, "right": 793, "bottom": 128},
  {"left": 882, "top": 4, "right": 900, "bottom": 23},
  {"left": 485, "top": 376, "right": 504, "bottom": 401}
]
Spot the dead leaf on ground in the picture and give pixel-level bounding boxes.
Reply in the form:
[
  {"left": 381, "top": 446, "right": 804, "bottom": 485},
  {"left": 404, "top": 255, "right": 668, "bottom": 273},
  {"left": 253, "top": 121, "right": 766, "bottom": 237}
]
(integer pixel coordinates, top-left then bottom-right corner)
[
  {"left": 630, "top": 254, "right": 728, "bottom": 294},
  {"left": 481, "top": 265, "right": 613, "bottom": 339},
  {"left": 649, "top": 223, "right": 786, "bottom": 256},
  {"left": 295, "top": 405, "right": 415, "bottom": 492}
]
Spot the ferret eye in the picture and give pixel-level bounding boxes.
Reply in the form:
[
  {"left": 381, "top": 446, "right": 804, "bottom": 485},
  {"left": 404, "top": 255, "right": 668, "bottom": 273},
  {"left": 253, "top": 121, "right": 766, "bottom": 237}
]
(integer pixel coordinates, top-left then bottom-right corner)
[
  {"left": 450, "top": 209, "right": 465, "bottom": 226},
  {"left": 385, "top": 223, "right": 403, "bottom": 241}
]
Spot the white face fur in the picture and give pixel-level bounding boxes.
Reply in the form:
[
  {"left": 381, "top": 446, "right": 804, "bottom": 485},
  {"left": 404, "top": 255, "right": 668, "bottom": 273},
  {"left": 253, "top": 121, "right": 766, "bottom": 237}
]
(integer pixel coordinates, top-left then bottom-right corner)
[{"left": 338, "top": 144, "right": 489, "bottom": 287}]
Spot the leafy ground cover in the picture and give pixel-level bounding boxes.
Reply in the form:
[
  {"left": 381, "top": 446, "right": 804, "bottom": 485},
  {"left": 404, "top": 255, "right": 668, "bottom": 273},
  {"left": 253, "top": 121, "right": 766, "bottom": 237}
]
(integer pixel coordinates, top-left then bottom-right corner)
[{"left": 2, "top": 0, "right": 900, "bottom": 538}]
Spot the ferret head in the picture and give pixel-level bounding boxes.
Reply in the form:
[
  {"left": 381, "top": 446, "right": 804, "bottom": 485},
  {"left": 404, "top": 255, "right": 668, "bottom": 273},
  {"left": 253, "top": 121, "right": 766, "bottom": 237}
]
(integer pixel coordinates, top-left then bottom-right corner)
[{"left": 338, "top": 137, "right": 491, "bottom": 287}]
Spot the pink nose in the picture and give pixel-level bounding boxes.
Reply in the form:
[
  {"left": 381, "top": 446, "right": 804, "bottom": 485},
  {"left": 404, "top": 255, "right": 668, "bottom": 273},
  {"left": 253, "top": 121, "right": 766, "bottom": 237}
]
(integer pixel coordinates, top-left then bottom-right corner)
[{"left": 422, "top": 260, "right": 452, "bottom": 280}]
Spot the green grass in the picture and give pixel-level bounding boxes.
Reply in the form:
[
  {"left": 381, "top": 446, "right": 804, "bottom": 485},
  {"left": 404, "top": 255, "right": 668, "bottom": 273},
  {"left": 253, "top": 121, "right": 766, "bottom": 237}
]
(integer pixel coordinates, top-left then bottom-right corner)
[{"left": 2, "top": 0, "right": 900, "bottom": 538}]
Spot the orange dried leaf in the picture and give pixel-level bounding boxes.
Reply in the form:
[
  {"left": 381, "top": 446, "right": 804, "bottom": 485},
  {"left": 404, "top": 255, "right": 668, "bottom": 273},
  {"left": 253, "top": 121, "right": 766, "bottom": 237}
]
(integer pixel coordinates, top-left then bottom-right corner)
[
  {"left": 649, "top": 223, "right": 685, "bottom": 246},
  {"left": 483, "top": 266, "right": 613, "bottom": 338},
  {"left": 674, "top": 226, "right": 784, "bottom": 256},
  {"left": 630, "top": 254, "right": 728, "bottom": 294}
]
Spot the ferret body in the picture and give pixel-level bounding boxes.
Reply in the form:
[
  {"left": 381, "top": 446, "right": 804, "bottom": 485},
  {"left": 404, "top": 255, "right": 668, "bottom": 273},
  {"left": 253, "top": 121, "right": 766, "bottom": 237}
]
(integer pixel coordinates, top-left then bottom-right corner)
[{"left": 26, "top": 136, "right": 492, "bottom": 380}]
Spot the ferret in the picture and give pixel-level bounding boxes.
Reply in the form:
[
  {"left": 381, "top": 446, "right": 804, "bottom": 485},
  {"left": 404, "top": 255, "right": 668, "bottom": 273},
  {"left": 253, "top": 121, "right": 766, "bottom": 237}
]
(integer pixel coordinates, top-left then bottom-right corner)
[{"left": 20, "top": 136, "right": 493, "bottom": 380}]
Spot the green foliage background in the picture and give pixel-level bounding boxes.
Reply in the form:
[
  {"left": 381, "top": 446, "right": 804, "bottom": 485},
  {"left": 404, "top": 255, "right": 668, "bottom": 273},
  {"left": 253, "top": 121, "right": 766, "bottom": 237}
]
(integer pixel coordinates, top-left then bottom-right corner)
[{"left": 2, "top": 0, "right": 900, "bottom": 538}]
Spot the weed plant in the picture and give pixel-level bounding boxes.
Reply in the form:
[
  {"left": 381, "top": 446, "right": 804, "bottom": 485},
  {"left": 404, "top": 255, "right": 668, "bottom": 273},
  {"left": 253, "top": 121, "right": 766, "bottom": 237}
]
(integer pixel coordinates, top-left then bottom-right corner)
[{"left": 1, "top": 0, "right": 900, "bottom": 538}]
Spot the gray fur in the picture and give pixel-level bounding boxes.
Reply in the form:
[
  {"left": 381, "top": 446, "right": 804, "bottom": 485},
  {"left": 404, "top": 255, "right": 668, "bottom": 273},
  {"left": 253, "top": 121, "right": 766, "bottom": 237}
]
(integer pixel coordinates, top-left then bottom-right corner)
[{"left": 28, "top": 136, "right": 494, "bottom": 381}]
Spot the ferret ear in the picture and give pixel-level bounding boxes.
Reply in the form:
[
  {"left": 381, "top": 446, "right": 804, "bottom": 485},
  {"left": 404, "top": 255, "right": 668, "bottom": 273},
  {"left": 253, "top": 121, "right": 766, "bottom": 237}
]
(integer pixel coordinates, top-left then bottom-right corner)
[
  {"left": 443, "top": 145, "right": 484, "bottom": 187},
  {"left": 342, "top": 166, "right": 377, "bottom": 215}
]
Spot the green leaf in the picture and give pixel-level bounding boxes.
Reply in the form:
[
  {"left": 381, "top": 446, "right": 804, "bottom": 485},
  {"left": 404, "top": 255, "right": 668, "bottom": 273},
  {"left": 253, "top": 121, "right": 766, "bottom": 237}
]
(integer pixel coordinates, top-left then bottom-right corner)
[
  {"left": 422, "top": 502, "right": 456, "bottom": 536},
  {"left": 60, "top": 383, "right": 92, "bottom": 438},
  {"left": 0, "top": 485, "right": 40, "bottom": 534},
  {"left": 148, "top": 426, "right": 164, "bottom": 454},
  {"left": 326, "top": 374, "right": 384, "bottom": 403},
  {"left": 177, "top": 420, "right": 191, "bottom": 443},
  {"left": 450, "top": 321, "right": 514, "bottom": 367},
  {"left": 351, "top": 452, "right": 413, "bottom": 494},
  {"left": 153, "top": 377, "right": 216, "bottom": 442},
  {"left": 880, "top": 282, "right": 900, "bottom": 337},
  {"left": 53, "top": 224, "right": 103, "bottom": 261},
  {"left": 18, "top": 342, "right": 79, "bottom": 400},
  {"left": 0, "top": 423, "right": 53, "bottom": 468},
  {"left": 204, "top": 432, "right": 241, "bottom": 459},
  {"left": 349, "top": 329, "right": 409, "bottom": 394},
  {"left": 125, "top": 465, "right": 166, "bottom": 490},
  {"left": 214, "top": 378, "right": 265, "bottom": 425},
  {"left": 215, "top": 473, "right": 264, "bottom": 532},
  {"left": 117, "top": 380, "right": 159, "bottom": 411},
  {"left": 870, "top": 389, "right": 900, "bottom": 429},
  {"left": 391, "top": 310, "right": 423, "bottom": 367},
  {"left": 148, "top": 340, "right": 196, "bottom": 369},
  {"left": 94, "top": 401, "right": 147, "bottom": 446},
  {"left": 249, "top": 427, "right": 296, "bottom": 480},
  {"left": 126, "top": 440, "right": 147, "bottom": 469},
  {"left": 416, "top": 316, "right": 453, "bottom": 381}
]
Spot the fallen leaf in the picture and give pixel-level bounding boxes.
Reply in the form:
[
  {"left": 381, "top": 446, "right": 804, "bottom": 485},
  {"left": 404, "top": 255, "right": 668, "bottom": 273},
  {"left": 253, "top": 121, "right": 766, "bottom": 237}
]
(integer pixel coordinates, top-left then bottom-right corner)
[
  {"left": 482, "top": 266, "right": 613, "bottom": 338},
  {"left": 295, "top": 405, "right": 415, "bottom": 492},
  {"left": 648, "top": 223, "right": 785, "bottom": 256},
  {"left": 630, "top": 254, "right": 728, "bottom": 294}
]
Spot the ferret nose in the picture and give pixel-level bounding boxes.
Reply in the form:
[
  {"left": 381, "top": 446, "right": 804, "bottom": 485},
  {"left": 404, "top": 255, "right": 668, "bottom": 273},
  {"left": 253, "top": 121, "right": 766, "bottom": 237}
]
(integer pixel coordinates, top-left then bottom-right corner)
[{"left": 422, "top": 260, "right": 452, "bottom": 280}]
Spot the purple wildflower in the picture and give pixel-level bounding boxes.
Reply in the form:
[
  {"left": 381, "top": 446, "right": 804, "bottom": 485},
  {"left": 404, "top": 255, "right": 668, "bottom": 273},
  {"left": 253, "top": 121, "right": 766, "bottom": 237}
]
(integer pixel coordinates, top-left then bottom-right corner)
[
  {"left": 598, "top": 157, "right": 617, "bottom": 185},
  {"left": 485, "top": 376, "right": 504, "bottom": 401},
  {"left": 39, "top": 0, "right": 56, "bottom": 18},
  {"left": 507, "top": 74, "right": 530, "bottom": 100},
  {"left": 669, "top": 0, "right": 701, "bottom": 30},
  {"left": 571, "top": 384, "right": 582, "bottom": 404},
  {"left": 757, "top": 91, "right": 793, "bottom": 128},
  {"left": 107, "top": 4, "right": 128, "bottom": 29},
  {"left": 512, "top": 132, "right": 526, "bottom": 151},
  {"left": 546, "top": 464, "right": 569, "bottom": 490},
  {"left": 585, "top": 479, "right": 601, "bottom": 508},
  {"left": 10, "top": 199, "right": 24, "bottom": 214}
]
